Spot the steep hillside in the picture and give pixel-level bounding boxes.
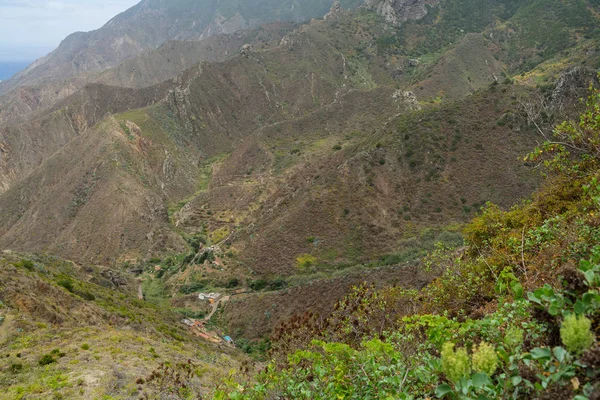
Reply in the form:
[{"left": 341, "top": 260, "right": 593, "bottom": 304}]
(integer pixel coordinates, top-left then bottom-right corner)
[
  {"left": 91, "top": 22, "right": 298, "bottom": 89},
  {"left": 0, "top": 22, "right": 298, "bottom": 127},
  {"left": 0, "top": 0, "right": 598, "bottom": 397},
  {"left": 0, "top": 7, "right": 523, "bottom": 265},
  {"left": 0, "top": 81, "right": 176, "bottom": 194},
  {"left": 217, "top": 82, "right": 600, "bottom": 400},
  {"left": 0, "top": 252, "right": 243, "bottom": 399},
  {"left": 0, "top": 14, "right": 368, "bottom": 261},
  {"left": 172, "top": 81, "right": 545, "bottom": 342},
  {"left": 0, "top": 0, "right": 597, "bottom": 280},
  {"left": 168, "top": 82, "right": 539, "bottom": 276}
]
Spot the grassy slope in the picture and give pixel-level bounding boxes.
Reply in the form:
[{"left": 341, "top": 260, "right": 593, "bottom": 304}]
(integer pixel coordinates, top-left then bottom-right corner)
[{"left": 0, "top": 252, "right": 243, "bottom": 399}]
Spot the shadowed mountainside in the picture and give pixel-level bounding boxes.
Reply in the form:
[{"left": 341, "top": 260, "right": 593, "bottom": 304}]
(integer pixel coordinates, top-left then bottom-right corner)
[{"left": 0, "top": 0, "right": 363, "bottom": 95}]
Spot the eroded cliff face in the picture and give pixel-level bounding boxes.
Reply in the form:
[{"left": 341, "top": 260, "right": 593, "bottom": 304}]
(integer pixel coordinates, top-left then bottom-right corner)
[{"left": 364, "top": 0, "right": 440, "bottom": 25}]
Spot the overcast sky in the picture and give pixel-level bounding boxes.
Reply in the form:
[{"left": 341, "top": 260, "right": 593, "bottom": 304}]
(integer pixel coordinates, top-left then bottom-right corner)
[{"left": 0, "top": 0, "right": 140, "bottom": 61}]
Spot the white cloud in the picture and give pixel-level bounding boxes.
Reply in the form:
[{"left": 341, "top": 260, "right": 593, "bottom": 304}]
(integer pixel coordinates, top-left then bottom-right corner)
[{"left": 0, "top": 0, "right": 140, "bottom": 61}]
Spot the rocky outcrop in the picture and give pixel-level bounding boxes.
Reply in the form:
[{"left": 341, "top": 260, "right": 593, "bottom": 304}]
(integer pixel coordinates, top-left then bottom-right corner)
[
  {"left": 551, "top": 67, "right": 600, "bottom": 112},
  {"left": 325, "top": 1, "right": 343, "bottom": 20},
  {"left": 393, "top": 90, "right": 422, "bottom": 111},
  {"left": 363, "top": 0, "right": 440, "bottom": 25},
  {"left": 240, "top": 44, "right": 253, "bottom": 57},
  {"left": 200, "top": 13, "right": 251, "bottom": 40}
]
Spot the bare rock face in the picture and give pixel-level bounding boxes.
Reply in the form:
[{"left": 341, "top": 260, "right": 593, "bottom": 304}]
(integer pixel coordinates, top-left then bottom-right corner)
[
  {"left": 363, "top": 0, "right": 440, "bottom": 25},
  {"left": 393, "top": 90, "right": 422, "bottom": 111},
  {"left": 551, "top": 67, "right": 599, "bottom": 112},
  {"left": 325, "top": 1, "right": 343, "bottom": 20},
  {"left": 200, "top": 13, "right": 251, "bottom": 40},
  {"left": 240, "top": 43, "right": 253, "bottom": 56}
]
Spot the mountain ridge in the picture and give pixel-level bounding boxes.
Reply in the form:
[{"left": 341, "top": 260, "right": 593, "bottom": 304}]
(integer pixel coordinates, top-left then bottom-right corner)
[{"left": 0, "top": 0, "right": 364, "bottom": 96}]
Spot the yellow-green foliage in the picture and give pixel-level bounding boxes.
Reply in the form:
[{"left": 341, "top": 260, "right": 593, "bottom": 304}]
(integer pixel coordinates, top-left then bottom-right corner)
[
  {"left": 441, "top": 342, "right": 470, "bottom": 382},
  {"left": 503, "top": 327, "right": 524, "bottom": 349},
  {"left": 216, "top": 80, "right": 600, "bottom": 400},
  {"left": 526, "top": 83, "right": 600, "bottom": 176},
  {"left": 471, "top": 342, "right": 498, "bottom": 376},
  {"left": 209, "top": 227, "right": 230, "bottom": 244},
  {"left": 296, "top": 254, "right": 317, "bottom": 271},
  {"left": 560, "top": 314, "right": 594, "bottom": 354}
]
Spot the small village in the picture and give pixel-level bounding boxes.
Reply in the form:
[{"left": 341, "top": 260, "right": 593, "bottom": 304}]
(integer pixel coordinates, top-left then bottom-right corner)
[{"left": 181, "top": 289, "right": 249, "bottom": 346}]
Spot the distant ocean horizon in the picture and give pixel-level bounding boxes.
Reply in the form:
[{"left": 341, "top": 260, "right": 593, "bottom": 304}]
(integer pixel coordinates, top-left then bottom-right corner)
[{"left": 0, "top": 61, "right": 31, "bottom": 81}]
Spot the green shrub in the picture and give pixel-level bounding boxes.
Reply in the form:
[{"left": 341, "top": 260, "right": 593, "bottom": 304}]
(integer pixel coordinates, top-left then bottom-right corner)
[
  {"left": 176, "top": 309, "right": 206, "bottom": 319},
  {"left": 471, "top": 342, "right": 498, "bottom": 376},
  {"left": 503, "top": 327, "right": 524, "bottom": 349},
  {"left": 441, "top": 342, "right": 470, "bottom": 382},
  {"left": 526, "top": 84, "right": 600, "bottom": 175},
  {"left": 9, "top": 363, "right": 23, "bottom": 374},
  {"left": 268, "top": 278, "right": 287, "bottom": 291},
  {"left": 226, "top": 278, "right": 240, "bottom": 288},
  {"left": 77, "top": 290, "right": 95, "bottom": 301},
  {"left": 179, "top": 281, "right": 209, "bottom": 294},
  {"left": 149, "top": 347, "right": 159, "bottom": 359},
  {"left": 560, "top": 314, "right": 594, "bottom": 354},
  {"left": 81, "top": 343, "right": 90, "bottom": 351},
  {"left": 296, "top": 254, "right": 317, "bottom": 270},
  {"left": 50, "top": 349, "right": 66, "bottom": 357},
  {"left": 142, "top": 279, "right": 167, "bottom": 304},
  {"left": 57, "top": 279, "right": 74, "bottom": 293},
  {"left": 39, "top": 354, "right": 56, "bottom": 366},
  {"left": 249, "top": 279, "right": 267, "bottom": 291},
  {"left": 13, "top": 259, "right": 34, "bottom": 270}
]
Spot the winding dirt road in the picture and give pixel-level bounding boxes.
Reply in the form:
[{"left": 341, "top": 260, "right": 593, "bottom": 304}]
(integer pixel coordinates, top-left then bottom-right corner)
[{"left": 204, "top": 295, "right": 230, "bottom": 322}]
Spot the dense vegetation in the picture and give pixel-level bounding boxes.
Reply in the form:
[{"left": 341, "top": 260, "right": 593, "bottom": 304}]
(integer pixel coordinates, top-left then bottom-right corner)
[
  {"left": 214, "top": 84, "right": 600, "bottom": 399},
  {"left": 388, "top": 0, "right": 599, "bottom": 72}
]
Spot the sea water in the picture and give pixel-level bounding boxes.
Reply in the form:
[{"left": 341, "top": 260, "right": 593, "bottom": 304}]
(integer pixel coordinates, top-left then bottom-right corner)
[{"left": 0, "top": 61, "right": 30, "bottom": 81}]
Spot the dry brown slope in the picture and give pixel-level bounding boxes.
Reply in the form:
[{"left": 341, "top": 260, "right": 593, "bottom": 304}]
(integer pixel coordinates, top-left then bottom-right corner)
[
  {"left": 0, "top": 23, "right": 298, "bottom": 127},
  {"left": 173, "top": 83, "right": 542, "bottom": 276},
  {"left": 0, "top": 81, "right": 174, "bottom": 194},
  {"left": 0, "top": 10, "right": 544, "bottom": 268},
  {"left": 0, "top": 17, "right": 388, "bottom": 263},
  {"left": 219, "top": 262, "right": 433, "bottom": 340},
  {"left": 0, "top": 116, "right": 189, "bottom": 262}
]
